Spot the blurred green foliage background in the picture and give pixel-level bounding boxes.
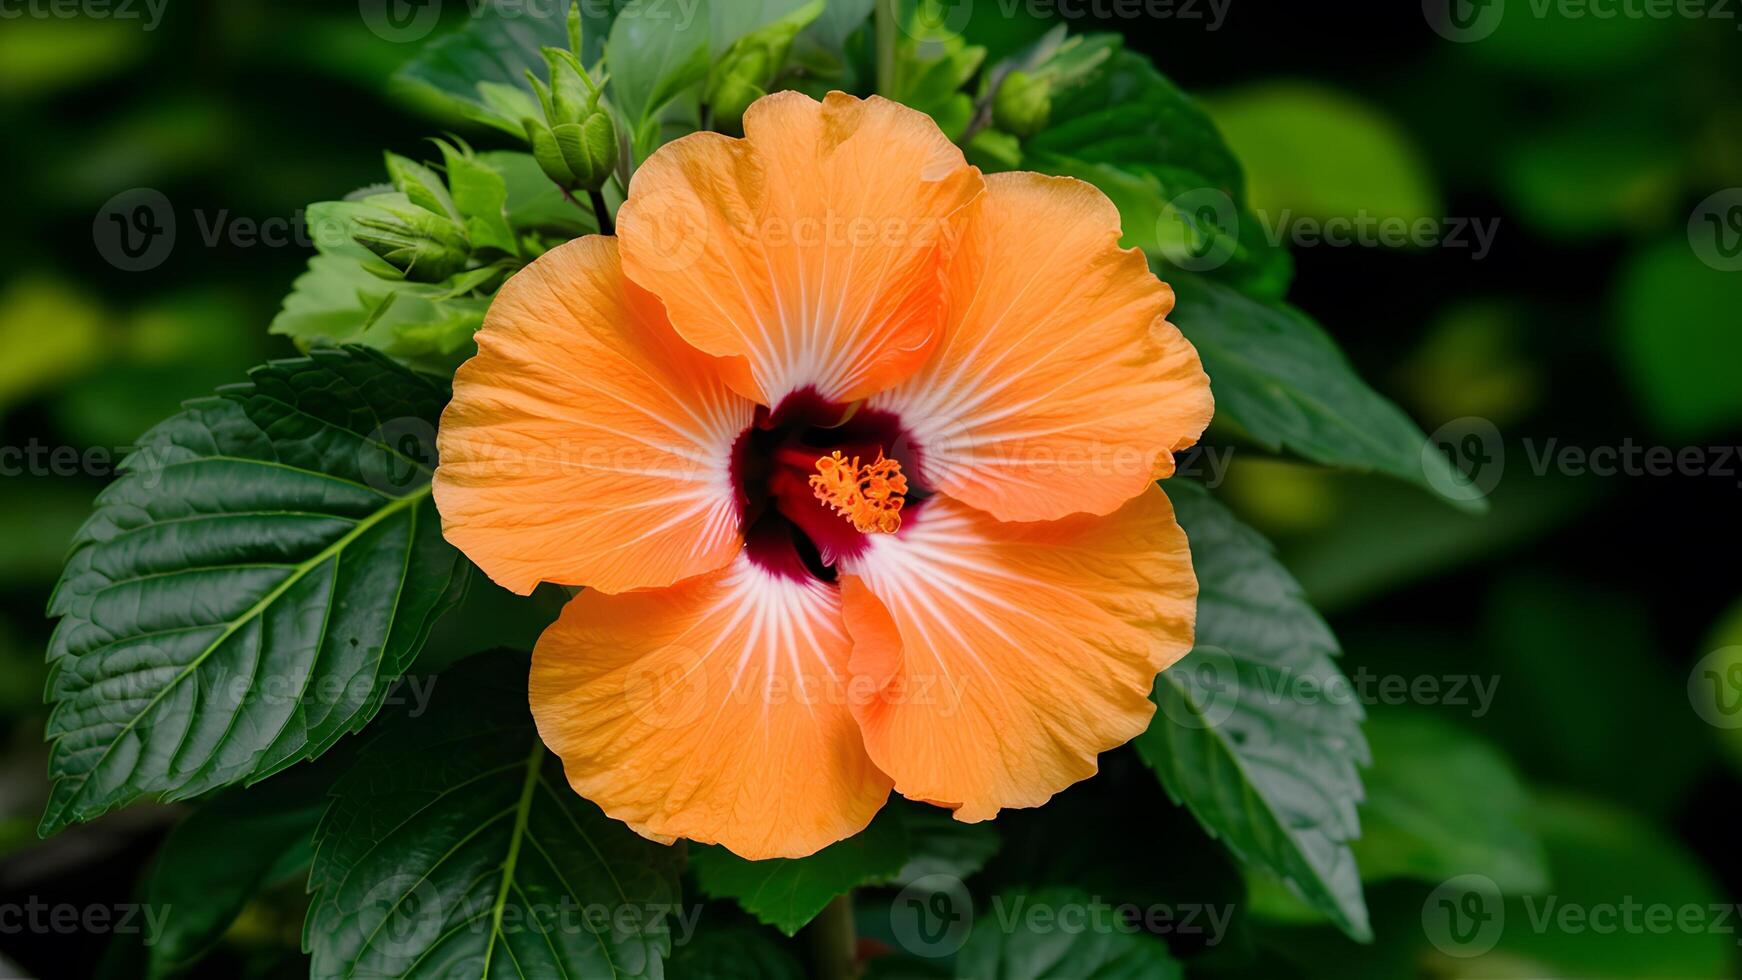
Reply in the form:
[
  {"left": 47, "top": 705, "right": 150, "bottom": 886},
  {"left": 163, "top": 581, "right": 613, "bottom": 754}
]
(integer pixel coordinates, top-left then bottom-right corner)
[{"left": 1, "top": 2, "right": 1739, "bottom": 977}]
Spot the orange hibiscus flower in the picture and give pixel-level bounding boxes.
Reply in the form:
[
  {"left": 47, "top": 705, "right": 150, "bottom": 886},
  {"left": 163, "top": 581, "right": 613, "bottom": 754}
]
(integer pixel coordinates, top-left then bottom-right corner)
[{"left": 433, "top": 92, "right": 1214, "bottom": 860}]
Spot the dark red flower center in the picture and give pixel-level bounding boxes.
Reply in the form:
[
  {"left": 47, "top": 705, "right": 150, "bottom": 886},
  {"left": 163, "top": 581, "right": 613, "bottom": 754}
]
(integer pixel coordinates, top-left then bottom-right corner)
[{"left": 731, "top": 388, "right": 926, "bottom": 580}]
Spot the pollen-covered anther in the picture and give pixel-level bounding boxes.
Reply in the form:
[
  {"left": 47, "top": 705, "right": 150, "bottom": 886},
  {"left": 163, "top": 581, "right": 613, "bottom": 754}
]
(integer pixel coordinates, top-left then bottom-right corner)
[{"left": 809, "top": 450, "right": 907, "bottom": 534}]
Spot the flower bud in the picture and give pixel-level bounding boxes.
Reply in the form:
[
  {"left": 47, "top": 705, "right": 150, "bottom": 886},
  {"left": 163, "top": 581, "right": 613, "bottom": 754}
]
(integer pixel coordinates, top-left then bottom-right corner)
[
  {"left": 993, "top": 70, "right": 1051, "bottom": 139},
  {"left": 383, "top": 152, "right": 458, "bottom": 220},
  {"left": 566, "top": 2, "right": 584, "bottom": 58},
  {"left": 524, "top": 117, "right": 577, "bottom": 187},
  {"left": 353, "top": 204, "right": 470, "bottom": 283},
  {"left": 707, "top": 70, "right": 766, "bottom": 132},
  {"left": 544, "top": 47, "right": 597, "bottom": 128},
  {"left": 553, "top": 112, "right": 618, "bottom": 192},
  {"left": 705, "top": 10, "right": 811, "bottom": 131},
  {"left": 524, "top": 46, "right": 618, "bottom": 192},
  {"left": 707, "top": 44, "right": 772, "bottom": 114}
]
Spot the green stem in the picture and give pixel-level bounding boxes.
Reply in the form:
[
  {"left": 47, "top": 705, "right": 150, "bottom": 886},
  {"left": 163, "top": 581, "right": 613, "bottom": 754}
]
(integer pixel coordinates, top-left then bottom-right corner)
[
  {"left": 587, "top": 189, "right": 615, "bottom": 236},
  {"left": 807, "top": 892, "right": 857, "bottom": 980},
  {"left": 875, "top": 0, "right": 899, "bottom": 98}
]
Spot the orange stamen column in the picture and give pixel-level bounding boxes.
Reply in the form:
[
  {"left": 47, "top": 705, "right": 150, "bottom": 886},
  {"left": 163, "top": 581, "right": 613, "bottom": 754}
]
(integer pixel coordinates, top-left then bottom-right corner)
[{"left": 809, "top": 451, "right": 908, "bottom": 534}]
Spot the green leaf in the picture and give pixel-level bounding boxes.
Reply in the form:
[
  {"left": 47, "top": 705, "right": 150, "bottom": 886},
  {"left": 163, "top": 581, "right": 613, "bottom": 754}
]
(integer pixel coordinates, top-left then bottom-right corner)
[
  {"left": 41, "top": 348, "right": 469, "bottom": 835},
  {"left": 803, "top": 0, "right": 872, "bottom": 51},
  {"left": 690, "top": 806, "right": 909, "bottom": 936},
  {"left": 711, "top": 0, "right": 823, "bottom": 56},
  {"left": 306, "top": 651, "right": 684, "bottom": 978},
  {"left": 604, "top": 0, "right": 825, "bottom": 156},
  {"left": 1352, "top": 710, "right": 1547, "bottom": 892},
  {"left": 1614, "top": 238, "right": 1742, "bottom": 440},
  {"left": 954, "top": 887, "right": 1183, "bottom": 979},
  {"left": 974, "top": 782, "right": 1252, "bottom": 961},
  {"left": 1137, "top": 480, "right": 1371, "bottom": 941},
  {"left": 385, "top": 151, "right": 460, "bottom": 222},
  {"left": 439, "top": 141, "right": 518, "bottom": 256},
  {"left": 274, "top": 153, "right": 587, "bottom": 373},
  {"left": 1169, "top": 271, "right": 1483, "bottom": 511},
  {"left": 1483, "top": 792, "right": 1734, "bottom": 977},
  {"left": 607, "top": 0, "right": 713, "bottom": 149},
  {"left": 889, "top": 6, "right": 985, "bottom": 140},
  {"left": 1260, "top": 793, "right": 1736, "bottom": 979},
  {"left": 1200, "top": 82, "right": 1439, "bottom": 227},
  {"left": 272, "top": 199, "right": 492, "bottom": 373},
  {"left": 145, "top": 764, "right": 332, "bottom": 978},
  {"left": 1028, "top": 39, "right": 1239, "bottom": 185},
  {"left": 705, "top": 0, "right": 825, "bottom": 125},
  {"left": 1023, "top": 43, "right": 1291, "bottom": 300},
  {"left": 482, "top": 150, "right": 593, "bottom": 239},
  {"left": 393, "top": 0, "right": 612, "bottom": 136},
  {"left": 892, "top": 806, "right": 999, "bottom": 888},
  {"left": 668, "top": 927, "right": 805, "bottom": 979},
  {"left": 793, "top": 0, "right": 872, "bottom": 71}
]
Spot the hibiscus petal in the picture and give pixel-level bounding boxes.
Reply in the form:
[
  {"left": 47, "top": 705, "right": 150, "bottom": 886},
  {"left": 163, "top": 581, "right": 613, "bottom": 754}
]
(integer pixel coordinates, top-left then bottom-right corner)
[
  {"left": 530, "top": 551, "right": 892, "bottom": 859},
  {"left": 434, "top": 237, "right": 753, "bottom": 595},
  {"left": 617, "top": 91, "right": 985, "bottom": 407},
  {"left": 838, "top": 487, "right": 1196, "bottom": 822},
  {"left": 868, "top": 173, "right": 1214, "bottom": 522}
]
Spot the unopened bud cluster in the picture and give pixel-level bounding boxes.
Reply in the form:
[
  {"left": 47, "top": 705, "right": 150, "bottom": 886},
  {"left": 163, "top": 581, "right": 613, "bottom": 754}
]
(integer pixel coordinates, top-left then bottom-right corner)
[
  {"left": 524, "top": 8, "right": 617, "bottom": 192},
  {"left": 353, "top": 150, "right": 473, "bottom": 282}
]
